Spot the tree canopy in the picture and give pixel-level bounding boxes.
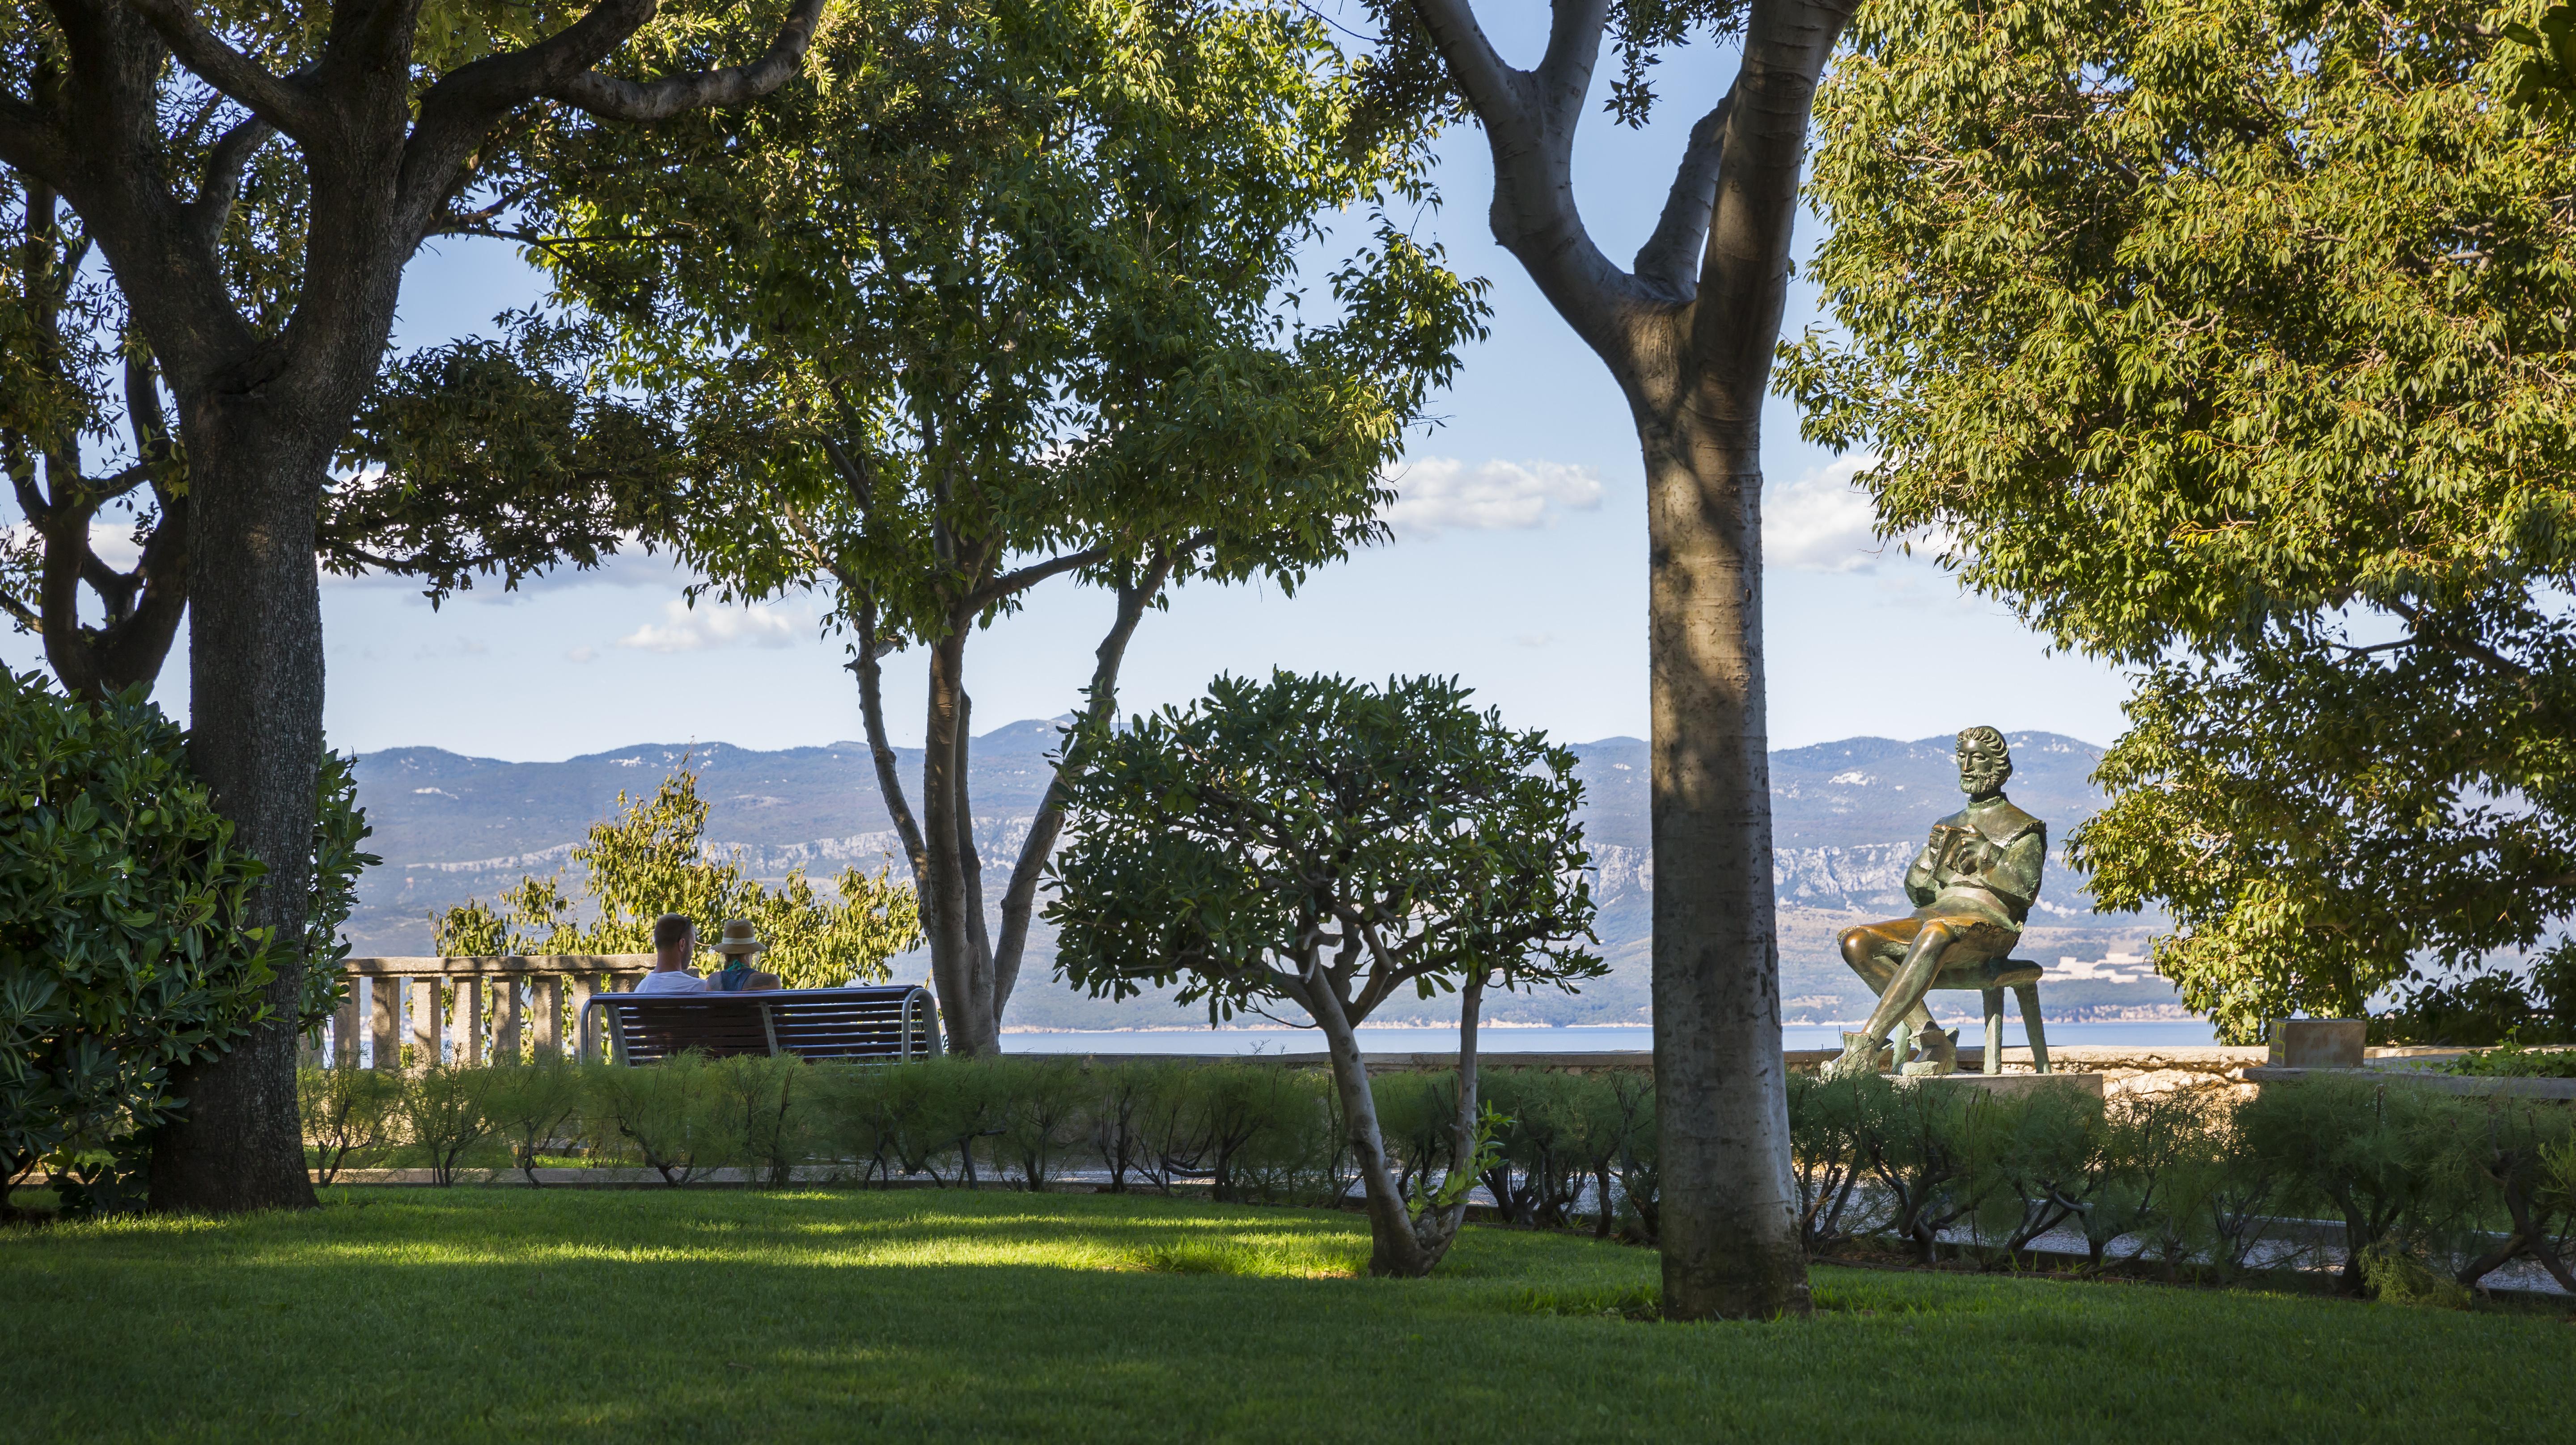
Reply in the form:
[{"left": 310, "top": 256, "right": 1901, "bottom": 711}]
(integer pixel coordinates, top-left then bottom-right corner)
[
  {"left": 1780, "top": 0, "right": 2576, "bottom": 1040},
  {"left": 516, "top": 0, "right": 1486, "bottom": 1053},
  {"left": 1047, "top": 670, "right": 1597, "bottom": 1274},
  {"left": 2, "top": 156, "right": 685, "bottom": 701},
  {"left": 436, "top": 770, "right": 922, "bottom": 992}
]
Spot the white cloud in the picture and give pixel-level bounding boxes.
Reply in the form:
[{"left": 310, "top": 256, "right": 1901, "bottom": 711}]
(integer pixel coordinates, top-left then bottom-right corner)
[
  {"left": 1384, "top": 457, "right": 1605, "bottom": 540},
  {"left": 5, "top": 521, "right": 146, "bottom": 573},
  {"left": 1515, "top": 631, "right": 1557, "bottom": 648},
  {"left": 564, "top": 645, "right": 599, "bottom": 664},
  {"left": 616, "top": 599, "right": 802, "bottom": 653},
  {"left": 1765, "top": 453, "right": 1891, "bottom": 574}
]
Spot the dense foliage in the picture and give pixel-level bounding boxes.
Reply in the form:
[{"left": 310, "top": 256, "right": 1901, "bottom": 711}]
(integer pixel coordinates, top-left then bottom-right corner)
[
  {"left": 1781, "top": 0, "right": 2576, "bottom": 1040},
  {"left": 0, "top": 173, "right": 686, "bottom": 703},
  {"left": 0, "top": 673, "right": 269, "bottom": 1201},
  {"left": 1049, "top": 670, "right": 1597, "bottom": 1275},
  {"left": 434, "top": 770, "right": 920, "bottom": 990},
  {"left": 513, "top": 0, "right": 1484, "bottom": 1054},
  {"left": 1050, "top": 672, "right": 1601, "bottom": 1021}
]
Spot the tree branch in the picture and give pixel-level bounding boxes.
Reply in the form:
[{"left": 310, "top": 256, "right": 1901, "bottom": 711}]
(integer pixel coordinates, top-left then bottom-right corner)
[
  {"left": 407, "top": 0, "right": 657, "bottom": 186},
  {"left": 1534, "top": 0, "right": 1613, "bottom": 133},
  {"left": 1406, "top": 0, "right": 1525, "bottom": 124},
  {"left": 1633, "top": 91, "right": 1731, "bottom": 300},
  {"left": 549, "top": 0, "right": 829, "bottom": 122},
  {"left": 846, "top": 596, "right": 931, "bottom": 884},
  {"left": 0, "top": 95, "right": 76, "bottom": 192},
  {"left": 966, "top": 543, "right": 1116, "bottom": 610},
  {"left": 185, "top": 113, "right": 274, "bottom": 256},
  {"left": 116, "top": 0, "right": 315, "bottom": 135},
  {"left": 989, "top": 549, "right": 1183, "bottom": 1015},
  {"left": 1411, "top": 0, "right": 1646, "bottom": 364}
]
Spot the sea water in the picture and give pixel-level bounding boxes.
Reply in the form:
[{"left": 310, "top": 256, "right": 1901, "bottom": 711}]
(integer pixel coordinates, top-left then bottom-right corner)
[{"left": 1002, "top": 1019, "right": 2221, "bottom": 1055}]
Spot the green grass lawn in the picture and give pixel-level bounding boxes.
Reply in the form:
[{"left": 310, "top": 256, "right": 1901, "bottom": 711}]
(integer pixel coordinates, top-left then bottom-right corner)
[{"left": 5, "top": 1187, "right": 2568, "bottom": 1443}]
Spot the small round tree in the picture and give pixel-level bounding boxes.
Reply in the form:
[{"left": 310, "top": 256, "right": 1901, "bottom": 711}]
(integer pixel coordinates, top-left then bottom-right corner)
[
  {"left": 1047, "top": 671, "right": 1600, "bottom": 1275},
  {"left": 0, "top": 672, "right": 276, "bottom": 1209}
]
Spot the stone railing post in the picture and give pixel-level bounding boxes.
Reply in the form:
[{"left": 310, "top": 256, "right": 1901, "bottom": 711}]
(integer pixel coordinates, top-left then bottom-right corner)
[
  {"left": 367, "top": 977, "right": 401, "bottom": 1070},
  {"left": 453, "top": 977, "right": 484, "bottom": 1067},
  {"left": 411, "top": 975, "right": 445, "bottom": 1070},
  {"left": 568, "top": 972, "right": 598, "bottom": 1062},
  {"left": 495, "top": 977, "right": 523, "bottom": 1064},
  {"left": 335, "top": 956, "right": 654, "bottom": 1068},
  {"left": 534, "top": 976, "right": 564, "bottom": 1060},
  {"left": 332, "top": 984, "right": 361, "bottom": 1069}
]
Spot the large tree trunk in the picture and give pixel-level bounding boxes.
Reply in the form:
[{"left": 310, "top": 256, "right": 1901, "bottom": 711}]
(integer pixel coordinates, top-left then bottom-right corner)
[
  {"left": 1407, "top": 0, "right": 1842, "bottom": 1318},
  {"left": 1640, "top": 13, "right": 1832, "bottom": 1319},
  {"left": 147, "top": 403, "right": 331, "bottom": 1212}
]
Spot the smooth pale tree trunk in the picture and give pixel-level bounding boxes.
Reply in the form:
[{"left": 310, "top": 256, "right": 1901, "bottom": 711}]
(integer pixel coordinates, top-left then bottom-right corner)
[
  {"left": 1296, "top": 966, "right": 1479, "bottom": 1278},
  {"left": 1410, "top": 0, "right": 1849, "bottom": 1318}
]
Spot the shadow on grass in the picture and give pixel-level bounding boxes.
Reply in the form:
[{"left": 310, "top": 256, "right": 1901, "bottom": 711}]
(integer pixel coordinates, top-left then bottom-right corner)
[{"left": 5, "top": 1188, "right": 2571, "bottom": 1444}]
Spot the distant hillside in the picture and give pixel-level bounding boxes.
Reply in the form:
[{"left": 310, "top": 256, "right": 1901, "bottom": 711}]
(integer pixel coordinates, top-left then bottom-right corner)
[{"left": 346, "top": 724, "right": 2178, "bottom": 1028}]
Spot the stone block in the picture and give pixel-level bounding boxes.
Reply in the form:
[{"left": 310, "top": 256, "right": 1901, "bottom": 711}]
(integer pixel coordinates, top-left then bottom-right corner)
[
  {"left": 1898, "top": 1070, "right": 2105, "bottom": 1098},
  {"left": 2267, "top": 1017, "right": 2366, "bottom": 1068}
]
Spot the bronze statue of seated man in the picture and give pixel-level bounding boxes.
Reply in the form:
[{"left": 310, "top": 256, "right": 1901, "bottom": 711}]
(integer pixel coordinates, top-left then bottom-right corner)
[{"left": 1826, "top": 726, "right": 2047, "bottom": 1079}]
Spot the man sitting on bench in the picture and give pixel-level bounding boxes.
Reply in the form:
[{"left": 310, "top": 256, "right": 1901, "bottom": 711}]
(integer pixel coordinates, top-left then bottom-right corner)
[
  {"left": 629, "top": 915, "right": 780, "bottom": 993},
  {"left": 631, "top": 913, "right": 713, "bottom": 993}
]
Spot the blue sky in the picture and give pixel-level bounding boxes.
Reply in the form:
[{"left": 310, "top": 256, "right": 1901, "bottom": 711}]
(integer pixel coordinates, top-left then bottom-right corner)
[{"left": 3, "top": 17, "right": 2137, "bottom": 761}]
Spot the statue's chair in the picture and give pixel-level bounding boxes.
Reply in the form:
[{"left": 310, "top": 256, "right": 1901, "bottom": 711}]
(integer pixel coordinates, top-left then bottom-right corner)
[{"left": 1888, "top": 956, "right": 2053, "bottom": 1075}]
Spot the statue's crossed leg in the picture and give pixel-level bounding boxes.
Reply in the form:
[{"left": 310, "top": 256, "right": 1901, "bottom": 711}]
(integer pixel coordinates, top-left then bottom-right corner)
[{"left": 1832, "top": 913, "right": 2019, "bottom": 1077}]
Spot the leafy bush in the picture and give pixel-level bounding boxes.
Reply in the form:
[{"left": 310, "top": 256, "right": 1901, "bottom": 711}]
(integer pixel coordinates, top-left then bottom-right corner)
[
  {"left": 2445, "top": 1044, "right": 2576, "bottom": 1079},
  {"left": 435, "top": 770, "right": 919, "bottom": 988},
  {"left": 480, "top": 1056, "right": 587, "bottom": 1186},
  {"left": 991, "top": 1057, "right": 1090, "bottom": 1192},
  {"left": 1222, "top": 1069, "right": 1346, "bottom": 1207},
  {"left": 1, "top": 672, "right": 273, "bottom": 1205},
  {"left": 298, "top": 1065, "right": 401, "bottom": 1184},
  {"left": 585, "top": 1052, "right": 747, "bottom": 1185},
  {"left": 2237, "top": 1075, "right": 2482, "bottom": 1294},
  {"left": 399, "top": 1064, "right": 502, "bottom": 1185},
  {"left": 1786, "top": 1072, "right": 1890, "bottom": 1255}
]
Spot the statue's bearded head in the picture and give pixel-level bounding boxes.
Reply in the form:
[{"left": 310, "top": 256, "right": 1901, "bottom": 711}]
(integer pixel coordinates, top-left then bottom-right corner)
[{"left": 1956, "top": 726, "right": 2012, "bottom": 797}]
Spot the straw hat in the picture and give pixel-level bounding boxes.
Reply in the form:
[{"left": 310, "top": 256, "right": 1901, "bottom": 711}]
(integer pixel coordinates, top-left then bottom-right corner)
[{"left": 708, "top": 918, "right": 768, "bottom": 957}]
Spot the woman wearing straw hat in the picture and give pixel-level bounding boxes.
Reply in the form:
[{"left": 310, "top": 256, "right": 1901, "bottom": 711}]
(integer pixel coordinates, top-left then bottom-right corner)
[{"left": 705, "top": 918, "right": 782, "bottom": 992}]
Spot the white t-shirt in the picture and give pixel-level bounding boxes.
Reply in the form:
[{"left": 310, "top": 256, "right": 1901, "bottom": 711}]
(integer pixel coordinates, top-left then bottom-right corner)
[{"left": 631, "top": 969, "right": 708, "bottom": 995}]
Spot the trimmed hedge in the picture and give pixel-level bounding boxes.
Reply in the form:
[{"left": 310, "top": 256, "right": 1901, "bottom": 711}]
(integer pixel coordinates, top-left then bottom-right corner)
[{"left": 297, "top": 1057, "right": 2576, "bottom": 1298}]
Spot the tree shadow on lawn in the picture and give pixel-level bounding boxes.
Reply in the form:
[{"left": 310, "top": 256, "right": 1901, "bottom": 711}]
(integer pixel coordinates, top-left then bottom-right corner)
[{"left": 5, "top": 1188, "right": 2568, "bottom": 1444}]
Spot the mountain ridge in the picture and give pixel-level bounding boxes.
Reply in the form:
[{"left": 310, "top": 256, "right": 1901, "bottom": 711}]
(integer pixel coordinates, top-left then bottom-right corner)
[{"left": 346, "top": 723, "right": 2178, "bottom": 1027}]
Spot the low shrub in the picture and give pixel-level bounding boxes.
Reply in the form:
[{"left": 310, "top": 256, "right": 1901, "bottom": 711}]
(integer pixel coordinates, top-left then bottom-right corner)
[
  {"left": 2445, "top": 1044, "right": 2576, "bottom": 1079},
  {"left": 282, "top": 1050, "right": 2576, "bottom": 1301},
  {"left": 480, "top": 1056, "right": 588, "bottom": 1185},
  {"left": 586, "top": 1052, "right": 750, "bottom": 1185},
  {"left": 400, "top": 1063, "right": 503, "bottom": 1185},
  {"left": 297, "top": 1065, "right": 401, "bottom": 1184}
]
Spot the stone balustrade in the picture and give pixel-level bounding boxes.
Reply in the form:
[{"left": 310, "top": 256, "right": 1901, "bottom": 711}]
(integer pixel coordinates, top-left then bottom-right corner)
[{"left": 317, "top": 955, "right": 655, "bottom": 1069}]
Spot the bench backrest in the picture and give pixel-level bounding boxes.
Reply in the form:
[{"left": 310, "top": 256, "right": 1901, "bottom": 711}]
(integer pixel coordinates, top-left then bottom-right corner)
[{"left": 583, "top": 984, "right": 943, "bottom": 1065}]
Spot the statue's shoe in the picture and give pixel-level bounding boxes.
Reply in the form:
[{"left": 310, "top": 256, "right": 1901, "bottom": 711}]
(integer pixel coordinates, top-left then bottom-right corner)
[
  {"left": 1922, "top": 1024, "right": 1958, "bottom": 1073},
  {"left": 1823, "top": 1030, "right": 1886, "bottom": 1080}
]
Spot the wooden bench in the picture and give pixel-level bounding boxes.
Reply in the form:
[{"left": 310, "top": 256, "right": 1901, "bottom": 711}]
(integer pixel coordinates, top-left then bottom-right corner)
[{"left": 581, "top": 984, "right": 943, "bottom": 1065}]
